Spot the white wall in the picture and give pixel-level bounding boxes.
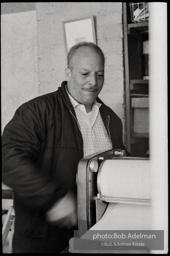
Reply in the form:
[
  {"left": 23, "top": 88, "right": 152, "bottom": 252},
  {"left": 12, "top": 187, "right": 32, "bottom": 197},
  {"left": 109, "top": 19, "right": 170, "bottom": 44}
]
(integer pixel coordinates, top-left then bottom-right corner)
[{"left": 1, "top": 8, "right": 39, "bottom": 131}]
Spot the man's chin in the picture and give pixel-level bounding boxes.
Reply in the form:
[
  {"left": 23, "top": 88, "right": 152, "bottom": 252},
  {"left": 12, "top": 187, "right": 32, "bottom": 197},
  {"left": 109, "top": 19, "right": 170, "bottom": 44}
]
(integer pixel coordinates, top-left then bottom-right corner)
[
  {"left": 83, "top": 98, "right": 95, "bottom": 105},
  {"left": 83, "top": 93, "right": 98, "bottom": 102}
]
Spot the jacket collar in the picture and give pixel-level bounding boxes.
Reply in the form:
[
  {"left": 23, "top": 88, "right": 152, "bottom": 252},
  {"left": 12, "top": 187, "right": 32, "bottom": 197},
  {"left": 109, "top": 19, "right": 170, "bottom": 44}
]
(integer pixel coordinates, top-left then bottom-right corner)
[{"left": 59, "top": 81, "right": 75, "bottom": 111}]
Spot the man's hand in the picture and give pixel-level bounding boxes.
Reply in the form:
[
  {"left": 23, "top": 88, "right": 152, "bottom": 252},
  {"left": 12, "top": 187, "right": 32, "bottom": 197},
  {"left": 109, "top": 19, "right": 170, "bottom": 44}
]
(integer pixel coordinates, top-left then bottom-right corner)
[{"left": 46, "top": 191, "right": 77, "bottom": 229}]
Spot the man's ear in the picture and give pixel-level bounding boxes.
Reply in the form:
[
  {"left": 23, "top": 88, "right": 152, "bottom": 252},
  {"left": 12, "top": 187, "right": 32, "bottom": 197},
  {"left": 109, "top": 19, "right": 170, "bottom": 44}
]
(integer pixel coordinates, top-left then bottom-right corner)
[{"left": 65, "top": 68, "right": 72, "bottom": 81}]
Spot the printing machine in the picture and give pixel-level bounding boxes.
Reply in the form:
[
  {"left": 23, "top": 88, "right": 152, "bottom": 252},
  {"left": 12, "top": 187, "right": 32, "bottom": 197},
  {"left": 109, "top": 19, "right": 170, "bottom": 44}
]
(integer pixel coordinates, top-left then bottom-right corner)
[
  {"left": 77, "top": 149, "right": 127, "bottom": 231},
  {"left": 2, "top": 149, "right": 151, "bottom": 253},
  {"left": 69, "top": 149, "right": 151, "bottom": 253}
]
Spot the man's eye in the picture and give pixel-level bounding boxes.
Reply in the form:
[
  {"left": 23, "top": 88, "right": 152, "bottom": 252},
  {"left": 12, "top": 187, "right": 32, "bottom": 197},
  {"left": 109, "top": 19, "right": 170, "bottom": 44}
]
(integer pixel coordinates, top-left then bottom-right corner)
[
  {"left": 82, "top": 73, "right": 89, "bottom": 76},
  {"left": 98, "top": 74, "right": 104, "bottom": 77}
]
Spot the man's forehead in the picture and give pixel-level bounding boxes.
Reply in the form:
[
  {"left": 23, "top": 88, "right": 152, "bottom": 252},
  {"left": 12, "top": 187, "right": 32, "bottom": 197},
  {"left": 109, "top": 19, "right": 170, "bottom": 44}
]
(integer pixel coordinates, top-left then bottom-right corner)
[
  {"left": 76, "top": 46, "right": 99, "bottom": 57},
  {"left": 72, "top": 47, "right": 104, "bottom": 66},
  {"left": 69, "top": 46, "right": 104, "bottom": 70}
]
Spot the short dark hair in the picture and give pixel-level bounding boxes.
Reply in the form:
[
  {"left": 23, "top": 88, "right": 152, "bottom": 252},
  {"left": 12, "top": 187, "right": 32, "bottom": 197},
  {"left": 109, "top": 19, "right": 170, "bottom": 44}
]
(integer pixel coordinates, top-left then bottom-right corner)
[{"left": 67, "top": 42, "right": 105, "bottom": 69}]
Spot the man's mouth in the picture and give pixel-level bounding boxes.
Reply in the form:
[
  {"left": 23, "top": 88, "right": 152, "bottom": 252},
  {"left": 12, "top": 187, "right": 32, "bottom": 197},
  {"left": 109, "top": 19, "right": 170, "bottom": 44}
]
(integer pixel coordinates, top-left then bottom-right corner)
[{"left": 83, "top": 88, "right": 98, "bottom": 93}]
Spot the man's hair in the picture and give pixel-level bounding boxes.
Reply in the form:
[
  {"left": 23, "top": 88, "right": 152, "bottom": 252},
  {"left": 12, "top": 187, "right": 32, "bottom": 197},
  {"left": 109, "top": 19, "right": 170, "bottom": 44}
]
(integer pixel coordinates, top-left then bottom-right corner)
[{"left": 67, "top": 42, "right": 105, "bottom": 69}]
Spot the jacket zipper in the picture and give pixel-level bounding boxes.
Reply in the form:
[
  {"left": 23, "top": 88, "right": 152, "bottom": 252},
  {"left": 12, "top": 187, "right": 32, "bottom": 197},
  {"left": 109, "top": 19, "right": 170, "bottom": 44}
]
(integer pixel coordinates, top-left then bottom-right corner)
[
  {"left": 106, "top": 115, "right": 112, "bottom": 142},
  {"left": 69, "top": 109, "right": 83, "bottom": 140}
]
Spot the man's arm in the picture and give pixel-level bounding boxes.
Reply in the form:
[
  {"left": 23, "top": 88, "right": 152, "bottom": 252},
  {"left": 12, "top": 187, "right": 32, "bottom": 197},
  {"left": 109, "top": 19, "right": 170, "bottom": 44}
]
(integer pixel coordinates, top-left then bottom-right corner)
[
  {"left": 46, "top": 191, "right": 77, "bottom": 228},
  {"left": 2, "top": 103, "right": 67, "bottom": 212}
]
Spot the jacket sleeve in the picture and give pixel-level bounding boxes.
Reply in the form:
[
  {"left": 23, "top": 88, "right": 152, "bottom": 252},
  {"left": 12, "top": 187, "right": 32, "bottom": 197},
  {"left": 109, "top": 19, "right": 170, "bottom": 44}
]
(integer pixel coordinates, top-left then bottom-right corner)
[{"left": 2, "top": 102, "right": 68, "bottom": 212}]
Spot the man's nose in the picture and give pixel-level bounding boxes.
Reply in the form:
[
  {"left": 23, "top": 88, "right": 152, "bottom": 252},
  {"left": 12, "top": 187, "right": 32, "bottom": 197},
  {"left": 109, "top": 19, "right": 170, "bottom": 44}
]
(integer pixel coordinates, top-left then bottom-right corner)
[{"left": 89, "top": 73, "right": 97, "bottom": 86}]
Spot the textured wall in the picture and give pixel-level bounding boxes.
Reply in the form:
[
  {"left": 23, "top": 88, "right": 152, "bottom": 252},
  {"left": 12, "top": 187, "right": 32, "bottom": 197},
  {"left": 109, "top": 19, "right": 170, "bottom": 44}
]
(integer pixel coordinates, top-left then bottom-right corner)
[
  {"left": 1, "top": 2, "right": 36, "bottom": 14},
  {"left": 36, "top": 3, "right": 125, "bottom": 132},
  {"left": 1, "top": 9, "right": 39, "bottom": 131}
]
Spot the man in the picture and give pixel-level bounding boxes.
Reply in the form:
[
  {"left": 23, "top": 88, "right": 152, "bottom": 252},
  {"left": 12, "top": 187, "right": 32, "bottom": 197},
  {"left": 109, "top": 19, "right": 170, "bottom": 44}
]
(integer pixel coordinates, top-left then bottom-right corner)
[{"left": 2, "top": 42, "right": 126, "bottom": 253}]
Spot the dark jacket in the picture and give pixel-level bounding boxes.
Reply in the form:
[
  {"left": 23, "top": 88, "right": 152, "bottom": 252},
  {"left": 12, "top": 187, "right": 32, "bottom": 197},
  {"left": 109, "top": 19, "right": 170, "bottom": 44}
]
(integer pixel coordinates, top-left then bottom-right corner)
[{"left": 2, "top": 81, "right": 126, "bottom": 252}]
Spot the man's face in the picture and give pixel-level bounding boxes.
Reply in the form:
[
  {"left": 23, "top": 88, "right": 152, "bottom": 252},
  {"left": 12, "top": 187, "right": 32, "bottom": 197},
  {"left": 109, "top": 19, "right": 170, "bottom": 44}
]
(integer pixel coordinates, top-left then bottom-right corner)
[{"left": 66, "top": 47, "right": 105, "bottom": 112}]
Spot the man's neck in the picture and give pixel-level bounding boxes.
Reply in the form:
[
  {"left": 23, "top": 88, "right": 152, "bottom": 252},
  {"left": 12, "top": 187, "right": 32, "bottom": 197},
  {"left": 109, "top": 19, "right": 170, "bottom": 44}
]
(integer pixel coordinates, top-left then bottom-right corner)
[{"left": 85, "top": 104, "right": 92, "bottom": 113}]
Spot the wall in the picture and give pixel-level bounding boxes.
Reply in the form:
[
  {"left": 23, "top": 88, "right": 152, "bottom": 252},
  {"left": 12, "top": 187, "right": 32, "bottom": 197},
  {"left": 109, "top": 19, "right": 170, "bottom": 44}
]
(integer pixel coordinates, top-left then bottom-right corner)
[
  {"left": 36, "top": 2, "right": 125, "bottom": 138},
  {"left": 1, "top": 3, "right": 38, "bottom": 253},
  {"left": 1, "top": 3, "right": 36, "bottom": 14},
  {"left": 1, "top": 3, "right": 125, "bottom": 141},
  {"left": 1, "top": 3, "right": 39, "bottom": 131}
]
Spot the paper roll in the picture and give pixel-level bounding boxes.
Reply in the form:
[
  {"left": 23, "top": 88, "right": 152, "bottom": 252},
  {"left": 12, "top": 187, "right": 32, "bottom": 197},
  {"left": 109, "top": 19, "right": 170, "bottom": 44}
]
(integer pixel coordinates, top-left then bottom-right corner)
[
  {"left": 97, "top": 159, "right": 151, "bottom": 202},
  {"left": 91, "top": 203, "right": 152, "bottom": 230}
]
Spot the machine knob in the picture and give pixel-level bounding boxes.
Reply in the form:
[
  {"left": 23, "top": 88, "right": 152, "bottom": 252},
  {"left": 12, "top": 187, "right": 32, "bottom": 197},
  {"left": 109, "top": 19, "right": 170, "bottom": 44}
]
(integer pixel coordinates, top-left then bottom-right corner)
[{"left": 89, "top": 160, "right": 99, "bottom": 173}]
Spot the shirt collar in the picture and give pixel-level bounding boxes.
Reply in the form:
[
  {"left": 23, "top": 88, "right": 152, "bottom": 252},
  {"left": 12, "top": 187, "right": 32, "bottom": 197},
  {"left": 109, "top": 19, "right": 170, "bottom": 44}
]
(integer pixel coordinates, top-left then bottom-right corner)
[{"left": 66, "top": 85, "right": 101, "bottom": 110}]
